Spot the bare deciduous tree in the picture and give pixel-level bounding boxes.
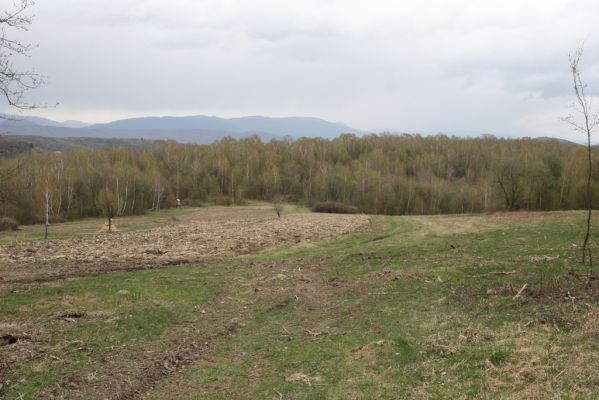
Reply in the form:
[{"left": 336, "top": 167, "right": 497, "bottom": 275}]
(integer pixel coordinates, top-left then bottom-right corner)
[
  {"left": 44, "top": 180, "right": 49, "bottom": 239},
  {"left": 563, "top": 46, "right": 599, "bottom": 271},
  {"left": 272, "top": 194, "right": 285, "bottom": 218},
  {"left": 97, "top": 188, "right": 118, "bottom": 233},
  {"left": 0, "top": 0, "right": 44, "bottom": 111}
]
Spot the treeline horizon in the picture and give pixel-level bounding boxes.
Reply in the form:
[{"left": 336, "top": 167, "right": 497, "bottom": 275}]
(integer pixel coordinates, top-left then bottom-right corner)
[{"left": 0, "top": 133, "right": 597, "bottom": 224}]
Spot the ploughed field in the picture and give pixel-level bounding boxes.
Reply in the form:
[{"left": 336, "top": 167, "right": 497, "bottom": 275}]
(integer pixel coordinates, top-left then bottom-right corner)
[
  {"left": 1, "top": 206, "right": 599, "bottom": 399},
  {"left": 0, "top": 206, "right": 369, "bottom": 285}
]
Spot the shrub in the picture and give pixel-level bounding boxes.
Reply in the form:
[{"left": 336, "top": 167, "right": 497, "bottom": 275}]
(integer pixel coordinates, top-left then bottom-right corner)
[
  {"left": 207, "top": 194, "right": 232, "bottom": 206},
  {"left": 0, "top": 217, "right": 19, "bottom": 231},
  {"left": 49, "top": 215, "right": 67, "bottom": 223},
  {"left": 183, "top": 198, "right": 205, "bottom": 207},
  {"left": 311, "top": 201, "right": 359, "bottom": 214}
]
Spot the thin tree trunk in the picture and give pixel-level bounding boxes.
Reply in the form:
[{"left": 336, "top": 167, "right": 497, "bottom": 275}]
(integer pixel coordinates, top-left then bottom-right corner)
[
  {"left": 582, "top": 130, "right": 592, "bottom": 269},
  {"left": 231, "top": 170, "right": 235, "bottom": 204},
  {"left": 559, "top": 172, "right": 566, "bottom": 208},
  {"left": 121, "top": 178, "right": 128, "bottom": 216},
  {"left": 66, "top": 178, "right": 73, "bottom": 214},
  {"left": 44, "top": 185, "right": 49, "bottom": 241},
  {"left": 116, "top": 177, "right": 120, "bottom": 216},
  {"left": 405, "top": 184, "right": 412, "bottom": 215},
  {"left": 131, "top": 183, "right": 136, "bottom": 213},
  {"left": 152, "top": 180, "right": 158, "bottom": 211},
  {"left": 56, "top": 184, "right": 62, "bottom": 219},
  {"left": 176, "top": 169, "right": 180, "bottom": 201}
]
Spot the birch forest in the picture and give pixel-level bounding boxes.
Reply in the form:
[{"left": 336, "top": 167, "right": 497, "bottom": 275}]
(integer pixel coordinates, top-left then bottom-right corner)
[{"left": 0, "top": 133, "right": 595, "bottom": 224}]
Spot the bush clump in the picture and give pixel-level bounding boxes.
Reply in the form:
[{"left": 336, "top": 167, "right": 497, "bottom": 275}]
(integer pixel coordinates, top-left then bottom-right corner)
[
  {"left": 207, "top": 195, "right": 232, "bottom": 206},
  {"left": 0, "top": 217, "right": 19, "bottom": 231},
  {"left": 311, "top": 201, "right": 359, "bottom": 214}
]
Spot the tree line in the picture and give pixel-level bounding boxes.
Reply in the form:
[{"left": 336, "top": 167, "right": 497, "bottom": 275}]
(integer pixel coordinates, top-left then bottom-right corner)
[{"left": 0, "top": 133, "right": 597, "bottom": 224}]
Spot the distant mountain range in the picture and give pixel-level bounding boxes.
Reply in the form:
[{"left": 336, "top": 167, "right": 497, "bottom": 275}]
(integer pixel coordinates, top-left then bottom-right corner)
[
  {"left": 0, "top": 114, "right": 365, "bottom": 144},
  {"left": 0, "top": 114, "right": 584, "bottom": 148}
]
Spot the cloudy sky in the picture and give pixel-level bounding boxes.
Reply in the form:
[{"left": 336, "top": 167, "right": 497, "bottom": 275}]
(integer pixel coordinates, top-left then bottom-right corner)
[{"left": 3, "top": 0, "right": 599, "bottom": 139}]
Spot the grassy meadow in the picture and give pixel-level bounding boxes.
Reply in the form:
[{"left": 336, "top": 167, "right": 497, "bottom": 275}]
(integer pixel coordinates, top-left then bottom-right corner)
[{"left": 1, "top": 206, "right": 598, "bottom": 399}]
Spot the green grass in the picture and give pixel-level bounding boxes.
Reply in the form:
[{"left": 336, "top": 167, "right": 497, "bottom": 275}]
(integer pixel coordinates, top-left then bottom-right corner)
[
  {"left": 1, "top": 266, "right": 222, "bottom": 398},
  {"left": 2, "top": 209, "right": 599, "bottom": 399}
]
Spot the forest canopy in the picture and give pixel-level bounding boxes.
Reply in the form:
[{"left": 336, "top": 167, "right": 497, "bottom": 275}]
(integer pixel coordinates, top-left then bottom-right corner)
[{"left": 0, "top": 133, "right": 596, "bottom": 224}]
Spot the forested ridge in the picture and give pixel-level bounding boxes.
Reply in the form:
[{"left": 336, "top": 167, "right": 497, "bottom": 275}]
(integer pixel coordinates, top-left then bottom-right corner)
[
  {"left": 0, "top": 133, "right": 596, "bottom": 224},
  {"left": 0, "top": 135, "right": 150, "bottom": 157}
]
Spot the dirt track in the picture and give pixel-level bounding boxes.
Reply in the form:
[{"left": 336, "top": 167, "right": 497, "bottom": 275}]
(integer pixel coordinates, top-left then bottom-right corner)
[{"left": 0, "top": 208, "right": 370, "bottom": 285}]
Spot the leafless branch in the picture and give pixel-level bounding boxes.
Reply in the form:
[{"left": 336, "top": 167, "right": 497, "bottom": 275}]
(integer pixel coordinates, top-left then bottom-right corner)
[
  {"left": 0, "top": 0, "right": 51, "bottom": 111},
  {"left": 565, "top": 44, "right": 595, "bottom": 270}
]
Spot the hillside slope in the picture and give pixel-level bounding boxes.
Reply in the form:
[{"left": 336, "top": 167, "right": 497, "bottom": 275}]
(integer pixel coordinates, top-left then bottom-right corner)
[{"left": 0, "top": 114, "right": 364, "bottom": 144}]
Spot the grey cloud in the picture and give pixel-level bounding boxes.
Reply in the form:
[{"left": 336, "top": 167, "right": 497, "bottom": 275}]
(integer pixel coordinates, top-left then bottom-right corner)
[
  {"left": 3, "top": 0, "right": 599, "bottom": 142},
  {"left": 246, "top": 24, "right": 336, "bottom": 42}
]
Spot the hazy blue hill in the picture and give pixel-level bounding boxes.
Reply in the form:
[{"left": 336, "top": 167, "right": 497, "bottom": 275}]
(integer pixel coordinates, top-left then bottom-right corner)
[
  {"left": 16, "top": 116, "right": 91, "bottom": 128},
  {"left": 533, "top": 136, "right": 580, "bottom": 146},
  {"left": 0, "top": 115, "right": 90, "bottom": 129},
  {"left": 0, "top": 122, "right": 88, "bottom": 138},
  {"left": 92, "top": 115, "right": 363, "bottom": 138},
  {"left": 0, "top": 114, "right": 363, "bottom": 144},
  {"left": 1, "top": 114, "right": 579, "bottom": 146},
  {"left": 91, "top": 115, "right": 229, "bottom": 131}
]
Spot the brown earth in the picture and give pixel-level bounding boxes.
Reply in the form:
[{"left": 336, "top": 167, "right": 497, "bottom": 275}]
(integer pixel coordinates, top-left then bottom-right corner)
[{"left": 0, "top": 208, "right": 369, "bottom": 286}]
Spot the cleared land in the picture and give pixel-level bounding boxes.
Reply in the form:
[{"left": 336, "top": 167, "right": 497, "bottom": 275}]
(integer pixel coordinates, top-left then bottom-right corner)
[
  {"left": 1, "top": 206, "right": 598, "bottom": 399},
  {"left": 0, "top": 205, "right": 369, "bottom": 285}
]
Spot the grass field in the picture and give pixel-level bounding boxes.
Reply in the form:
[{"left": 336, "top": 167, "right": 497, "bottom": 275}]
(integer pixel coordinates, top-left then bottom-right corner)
[{"left": 1, "top": 206, "right": 598, "bottom": 399}]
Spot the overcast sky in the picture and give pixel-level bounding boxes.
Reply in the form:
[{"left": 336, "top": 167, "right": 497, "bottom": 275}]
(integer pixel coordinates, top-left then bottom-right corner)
[{"left": 3, "top": 0, "right": 599, "bottom": 140}]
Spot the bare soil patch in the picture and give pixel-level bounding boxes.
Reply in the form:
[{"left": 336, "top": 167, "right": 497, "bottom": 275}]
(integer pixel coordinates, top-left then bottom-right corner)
[
  {"left": 0, "top": 322, "right": 46, "bottom": 376},
  {"left": 0, "top": 209, "right": 369, "bottom": 286}
]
